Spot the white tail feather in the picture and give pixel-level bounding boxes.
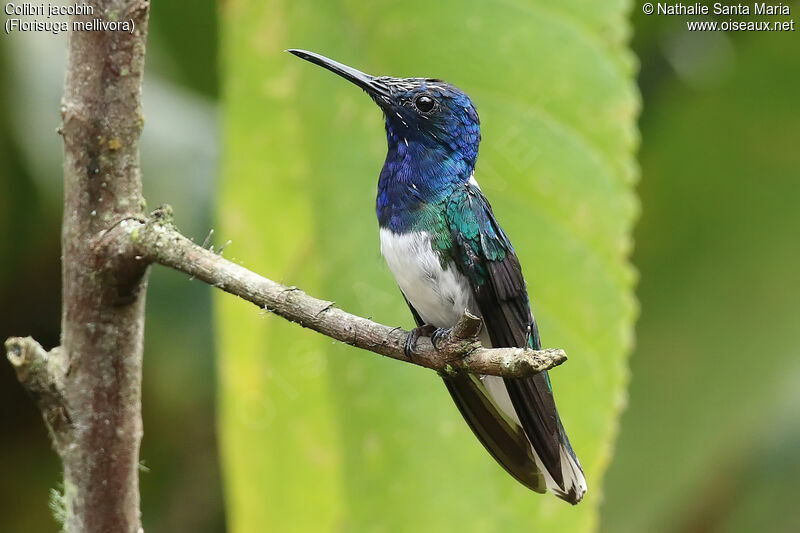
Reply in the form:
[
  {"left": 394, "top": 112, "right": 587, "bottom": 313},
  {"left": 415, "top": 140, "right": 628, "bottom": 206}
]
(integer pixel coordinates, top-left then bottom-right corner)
[{"left": 481, "top": 375, "right": 586, "bottom": 503}]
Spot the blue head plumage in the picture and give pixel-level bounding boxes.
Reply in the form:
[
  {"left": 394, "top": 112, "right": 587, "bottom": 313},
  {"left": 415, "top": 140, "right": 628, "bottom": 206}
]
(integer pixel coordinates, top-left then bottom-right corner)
[
  {"left": 376, "top": 79, "right": 481, "bottom": 168},
  {"left": 289, "top": 50, "right": 481, "bottom": 231}
]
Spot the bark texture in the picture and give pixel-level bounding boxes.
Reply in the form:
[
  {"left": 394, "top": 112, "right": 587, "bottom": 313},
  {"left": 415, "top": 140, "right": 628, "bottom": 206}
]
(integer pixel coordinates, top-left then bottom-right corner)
[{"left": 58, "top": 2, "right": 150, "bottom": 531}]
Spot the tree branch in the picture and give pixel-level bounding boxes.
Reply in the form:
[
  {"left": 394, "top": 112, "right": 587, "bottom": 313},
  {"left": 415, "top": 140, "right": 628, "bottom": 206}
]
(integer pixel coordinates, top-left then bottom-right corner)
[
  {"left": 50, "top": 1, "right": 150, "bottom": 531},
  {"left": 113, "top": 212, "right": 567, "bottom": 378},
  {"left": 5, "top": 337, "right": 71, "bottom": 448}
]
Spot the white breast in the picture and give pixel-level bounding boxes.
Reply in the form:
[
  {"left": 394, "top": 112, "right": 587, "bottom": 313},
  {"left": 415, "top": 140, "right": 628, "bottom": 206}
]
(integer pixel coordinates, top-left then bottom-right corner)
[{"left": 379, "top": 229, "right": 476, "bottom": 328}]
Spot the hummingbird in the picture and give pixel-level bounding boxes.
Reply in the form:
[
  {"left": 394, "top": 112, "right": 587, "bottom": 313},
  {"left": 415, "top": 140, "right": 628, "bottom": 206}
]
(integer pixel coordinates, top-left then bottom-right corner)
[{"left": 289, "top": 49, "right": 587, "bottom": 504}]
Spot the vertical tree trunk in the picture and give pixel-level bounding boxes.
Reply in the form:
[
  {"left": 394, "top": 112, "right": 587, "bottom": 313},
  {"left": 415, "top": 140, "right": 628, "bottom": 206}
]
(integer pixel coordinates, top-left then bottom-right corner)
[{"left": 58, "top": 2, "right": 151, "bottom": 530}]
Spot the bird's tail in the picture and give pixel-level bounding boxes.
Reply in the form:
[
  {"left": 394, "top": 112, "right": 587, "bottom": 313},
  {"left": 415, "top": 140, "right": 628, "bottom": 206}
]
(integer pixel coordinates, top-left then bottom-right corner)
[
  {"left": 550, "top": 415, "right": 587, "bottom": 503},
  {"left": 502, "top": 372, "right": 587, "bottom": 504},
  {"left": 445, "top": 372, "right": 587, "bottom": 504}
]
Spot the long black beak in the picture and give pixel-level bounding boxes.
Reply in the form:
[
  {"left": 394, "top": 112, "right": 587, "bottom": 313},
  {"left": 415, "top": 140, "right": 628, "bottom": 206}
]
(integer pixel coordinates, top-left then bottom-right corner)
[{"left": 287, "top": 49, "right": 391, "bottom": 101}]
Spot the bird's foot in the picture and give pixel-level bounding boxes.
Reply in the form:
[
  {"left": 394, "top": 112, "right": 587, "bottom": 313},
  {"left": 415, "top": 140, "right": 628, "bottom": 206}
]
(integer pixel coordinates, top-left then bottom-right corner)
[
  {"left": 404, "top": 325, "right": 455, "bottom": 359},
  {"left": 431, "top": 327, "right": 453, "bottom": 350},
  {"left": 404, "top": 324, "right": 435, "bottom": 360}
]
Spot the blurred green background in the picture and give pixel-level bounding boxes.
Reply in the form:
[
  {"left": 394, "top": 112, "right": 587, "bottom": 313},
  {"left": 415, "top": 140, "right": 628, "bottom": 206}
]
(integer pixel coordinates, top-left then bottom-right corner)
[{"left": 1, "top": 1, "right": 799, "bottom": 532}]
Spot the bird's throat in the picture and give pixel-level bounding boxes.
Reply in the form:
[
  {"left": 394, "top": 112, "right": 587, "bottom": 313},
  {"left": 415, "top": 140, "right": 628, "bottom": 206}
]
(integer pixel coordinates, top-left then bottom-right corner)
[{"left": 376, "top": 125, "right": 476, "bottom": 233}]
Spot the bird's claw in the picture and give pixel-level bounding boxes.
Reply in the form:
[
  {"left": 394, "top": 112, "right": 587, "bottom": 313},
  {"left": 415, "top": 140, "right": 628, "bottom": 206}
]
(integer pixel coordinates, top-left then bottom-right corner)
[
  {"left": 404, "top": 324, "right": 435, "bottom": 360},
  {"left": 431, "top": 327, "right": 452, "bottom": 349},
  {"left": 404, "top": 325, "right": 453, "bottom": 359}
]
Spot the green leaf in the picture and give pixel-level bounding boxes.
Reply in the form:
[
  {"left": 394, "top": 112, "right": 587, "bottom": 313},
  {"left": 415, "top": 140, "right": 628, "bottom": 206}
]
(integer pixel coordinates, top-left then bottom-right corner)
[{"left": 216, "top": 1, "right": 638, "bottom": 531}]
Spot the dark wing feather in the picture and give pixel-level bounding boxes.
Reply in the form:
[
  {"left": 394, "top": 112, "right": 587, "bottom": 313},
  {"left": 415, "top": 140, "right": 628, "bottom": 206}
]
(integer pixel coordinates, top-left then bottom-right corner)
[
  {"left": 443, "top": 375, "right": 547, "bottom": 492},
  {"left": 402, "top": 296, "right": 546, "bottom": 493},
  {"left": 445, "top": 182, "right": 574, "bottom": 493}
]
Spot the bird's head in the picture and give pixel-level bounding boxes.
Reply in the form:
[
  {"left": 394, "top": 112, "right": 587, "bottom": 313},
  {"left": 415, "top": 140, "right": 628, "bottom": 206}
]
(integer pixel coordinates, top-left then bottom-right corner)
[{"left": 289, "top": 49, "right": 481, "bottom": 169}]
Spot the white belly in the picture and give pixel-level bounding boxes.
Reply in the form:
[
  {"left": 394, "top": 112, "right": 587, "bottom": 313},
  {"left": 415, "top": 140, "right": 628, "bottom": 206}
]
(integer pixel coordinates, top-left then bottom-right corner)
[{"left": 379, "top": 228, "right": 477, "bottom": 328}]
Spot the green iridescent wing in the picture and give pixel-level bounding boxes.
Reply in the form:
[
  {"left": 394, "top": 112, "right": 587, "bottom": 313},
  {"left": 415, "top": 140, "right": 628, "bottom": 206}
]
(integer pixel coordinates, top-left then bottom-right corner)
[
  {"left": 442, "top": 182, "right": 582, "bottom": 502},
  {"left": 444, "top": 182, "right": 540, "bottom": 349}
]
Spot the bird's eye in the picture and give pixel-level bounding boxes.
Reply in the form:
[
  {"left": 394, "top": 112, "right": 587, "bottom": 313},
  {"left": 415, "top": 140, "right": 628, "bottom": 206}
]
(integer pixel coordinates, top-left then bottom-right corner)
[{"left": 414, "top": 95, "right": 435, "bottom": 113}]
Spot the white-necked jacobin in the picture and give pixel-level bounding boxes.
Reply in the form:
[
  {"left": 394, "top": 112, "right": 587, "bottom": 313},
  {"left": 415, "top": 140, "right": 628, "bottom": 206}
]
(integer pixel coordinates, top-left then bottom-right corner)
[{"left": 289, "top": 49, "right": 586, "bottom": 504}]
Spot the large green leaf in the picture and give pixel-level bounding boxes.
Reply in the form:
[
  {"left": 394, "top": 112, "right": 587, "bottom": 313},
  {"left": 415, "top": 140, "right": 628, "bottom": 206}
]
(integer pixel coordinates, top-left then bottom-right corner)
[{"left": 217, "top": 1, "right": 638, "bottom": 531}]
